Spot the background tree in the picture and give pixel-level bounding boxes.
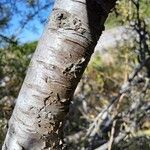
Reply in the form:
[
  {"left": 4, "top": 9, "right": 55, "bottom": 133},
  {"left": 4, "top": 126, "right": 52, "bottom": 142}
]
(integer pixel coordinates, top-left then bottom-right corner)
[{"left": 0, "top": 0, "right": 54, "bottom": 45}]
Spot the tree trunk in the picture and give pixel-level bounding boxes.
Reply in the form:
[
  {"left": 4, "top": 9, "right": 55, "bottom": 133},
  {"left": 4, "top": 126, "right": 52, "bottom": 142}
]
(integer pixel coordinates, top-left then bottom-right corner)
[{"left": 2, "top": 0, "right": 116, "bottom": 149}]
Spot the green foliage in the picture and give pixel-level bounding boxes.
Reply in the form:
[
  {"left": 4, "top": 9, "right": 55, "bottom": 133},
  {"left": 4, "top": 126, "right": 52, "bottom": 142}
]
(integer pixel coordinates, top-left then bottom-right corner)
[
  {"left": 0, "top": 42, "right": 37, "bottom": 99},
  {"left": 105, "top": 0, "right": 150, "bottom": 28},
  {"left": 0, "top": 4, "right": 11, "bottom": 29},
  {"left": 0, "top": 0, "right": 53, "bottom": 45},
  {"left": 86, "top": 45, "right": 136, "bottom": 98}
]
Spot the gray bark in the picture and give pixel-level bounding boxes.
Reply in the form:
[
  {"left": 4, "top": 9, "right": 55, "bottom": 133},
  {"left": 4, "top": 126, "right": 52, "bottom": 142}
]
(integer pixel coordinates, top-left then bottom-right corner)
[{"left": 2, "top": 0, "right": 116, "bottom": 149}]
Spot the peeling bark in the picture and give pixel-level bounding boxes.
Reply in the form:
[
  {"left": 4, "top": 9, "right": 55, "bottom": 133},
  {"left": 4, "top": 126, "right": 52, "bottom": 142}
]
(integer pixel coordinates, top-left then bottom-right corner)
[{"left": 2, "top": 0, "right": 117, "bottom": 149}]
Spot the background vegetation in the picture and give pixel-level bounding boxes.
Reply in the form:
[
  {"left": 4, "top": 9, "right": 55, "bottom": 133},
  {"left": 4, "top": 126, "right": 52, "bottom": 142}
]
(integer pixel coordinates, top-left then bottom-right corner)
[{"left": 0, "top": 0, "right": 150, "bottom": 149}]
